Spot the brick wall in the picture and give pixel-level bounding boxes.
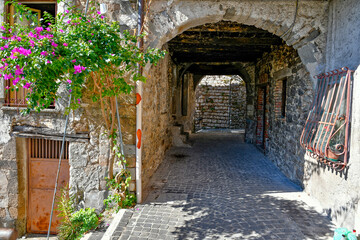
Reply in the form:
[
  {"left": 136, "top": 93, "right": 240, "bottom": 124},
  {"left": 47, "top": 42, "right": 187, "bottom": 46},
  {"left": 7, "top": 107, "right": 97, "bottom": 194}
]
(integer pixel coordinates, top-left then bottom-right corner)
[{"left": 194, "top": 76, "right": 246, "bottom": 131}]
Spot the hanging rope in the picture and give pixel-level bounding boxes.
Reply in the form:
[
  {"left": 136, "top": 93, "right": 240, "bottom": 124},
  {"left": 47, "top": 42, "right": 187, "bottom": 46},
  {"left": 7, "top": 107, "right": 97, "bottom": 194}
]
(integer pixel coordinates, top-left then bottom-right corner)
[
  {"left": 280, "top": 0, "right": 299, "bottom": 40},
  {"left": 115, "top": 96, "right": 126, "bottom": 170},
  {"left": 47, "top": 1, "right": 92, "bottom": 238},
  {"left": 47, "top": 93, "right": 72, "bottom": 239}
]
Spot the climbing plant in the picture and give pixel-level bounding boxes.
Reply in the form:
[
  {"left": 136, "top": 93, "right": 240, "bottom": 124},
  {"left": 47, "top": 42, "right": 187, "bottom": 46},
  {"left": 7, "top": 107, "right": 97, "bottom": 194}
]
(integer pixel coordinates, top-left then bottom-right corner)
[{"left": 0, "top": 0, "right": 165, "bottom": 209}]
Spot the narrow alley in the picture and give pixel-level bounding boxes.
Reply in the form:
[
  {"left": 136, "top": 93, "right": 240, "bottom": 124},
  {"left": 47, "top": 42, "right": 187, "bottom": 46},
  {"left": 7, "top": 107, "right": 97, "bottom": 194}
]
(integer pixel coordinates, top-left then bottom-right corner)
[{"left": 110, "top": 132, "right": 334, "bottom": 240}]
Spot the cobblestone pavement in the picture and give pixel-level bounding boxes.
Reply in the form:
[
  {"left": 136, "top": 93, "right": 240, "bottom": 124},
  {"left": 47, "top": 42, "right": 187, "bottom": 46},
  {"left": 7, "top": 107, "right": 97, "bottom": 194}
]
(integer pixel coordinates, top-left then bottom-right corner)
[{"left": 113, "top": 133, "right": 334, "bottom": 240}]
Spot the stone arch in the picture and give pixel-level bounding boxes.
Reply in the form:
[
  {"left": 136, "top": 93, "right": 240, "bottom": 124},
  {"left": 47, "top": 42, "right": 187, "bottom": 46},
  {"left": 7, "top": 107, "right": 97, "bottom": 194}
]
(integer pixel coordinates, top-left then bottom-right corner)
[{"left": 145, "top": 0, "right": 328, "bottom": 78}]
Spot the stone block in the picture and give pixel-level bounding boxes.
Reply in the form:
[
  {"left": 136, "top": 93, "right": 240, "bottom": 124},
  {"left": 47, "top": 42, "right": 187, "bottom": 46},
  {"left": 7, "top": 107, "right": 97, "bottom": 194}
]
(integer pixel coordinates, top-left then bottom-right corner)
[
  {"left": 0, "top": 208, "right": 6, "bottom": 218},
  {"left": 0, "top": 172, "right": 8, "bottom": 194},
  {"left": 128, "top": 168, "right": 136, "bottom": 180},
  {"left": 7, "top": 195, "right": 17, "bottom": 208},
  {"left": 129, "top": 181, "right": 136, "bottom": 192},
  {"left": 298, "top": 43, "right": 317, "bottom": 64},
  {"left": 126, "top": 156, "right": 136, "bottom": 168},
  {"left": 8, "top": 207, "right": 17, "bottom": 218},
  {"left": 124, "top": 144, "right": 136, "bottom": 156},
  {"left": 84, "top": 190, "right": 106, "bottom": 213},
  {"left": 69, "top": 143, "right": 89, "bottom": 168}
]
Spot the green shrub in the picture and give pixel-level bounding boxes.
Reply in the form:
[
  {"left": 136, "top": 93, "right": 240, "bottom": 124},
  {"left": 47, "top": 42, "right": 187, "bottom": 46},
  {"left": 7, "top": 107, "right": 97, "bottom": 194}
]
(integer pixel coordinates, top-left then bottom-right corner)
[
  {"left": 57, "top": 188, "right": 101, "bottom": 240},
  {"left": 104, "top": 169, "right": 137, "bottom": 212}
]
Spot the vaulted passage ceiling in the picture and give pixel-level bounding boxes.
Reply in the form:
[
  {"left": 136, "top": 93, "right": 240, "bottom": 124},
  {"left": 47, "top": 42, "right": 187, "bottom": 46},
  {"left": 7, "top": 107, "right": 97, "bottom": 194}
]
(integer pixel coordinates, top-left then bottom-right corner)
[{"left": 168, "top": 21, "right": 283, "bottom": 74}]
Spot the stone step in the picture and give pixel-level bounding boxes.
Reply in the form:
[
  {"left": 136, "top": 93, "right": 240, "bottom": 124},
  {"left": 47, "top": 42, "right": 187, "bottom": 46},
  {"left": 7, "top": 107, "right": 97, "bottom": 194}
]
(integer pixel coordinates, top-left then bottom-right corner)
[{"left": 171, "top": 125, "right": 191, "bottom": 147}]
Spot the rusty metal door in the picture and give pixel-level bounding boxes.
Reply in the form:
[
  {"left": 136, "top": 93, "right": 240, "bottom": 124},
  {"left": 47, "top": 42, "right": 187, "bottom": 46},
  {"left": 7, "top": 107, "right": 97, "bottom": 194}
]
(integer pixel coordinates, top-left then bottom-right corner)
[{"left": 27, "top": 138, "right": 70, "bottom": 234}]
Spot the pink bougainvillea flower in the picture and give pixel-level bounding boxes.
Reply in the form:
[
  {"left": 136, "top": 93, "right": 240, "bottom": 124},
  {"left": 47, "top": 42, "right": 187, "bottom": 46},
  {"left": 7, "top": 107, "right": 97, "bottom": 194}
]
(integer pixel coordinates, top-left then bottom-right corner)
[
  {"left": 79, "top": 17, "right": 82, "bottom": 20},
  {"left": 100, "top": 15, "right": 105, "bottom": 19},
  {"left": 47, "top": 60, "right": 51, "bottom": 64},
  {"left": 17, "top": 37, "right": 21, "bottom": 41},
  {"left": 67, "top": 20, "right": 71, "bottom": 24},
  {"left": 1, "top": 36, "right": 7, "bottom": 40},
  {"left": 63, "top": 43, "right": 68, "bottom": 47},
  {"left": 59, "top": 29, "right": 64, "bottom": 33},
  {"left": 77, "top": 99, "right": 81, "bottom": 104},
  {"left": 41, "top": 51, "right": 48, "bottom": 56},
  {"left": 72, "top": 59, "right": 76, "bottom": 63},
  {"left": 13, "top": 47, "right": 31, "bottom": 56},
  {"left": 9, "top": 29, "right": 12, "bottom": 33},
  {"left": 65, "top": 10, "right": 69, "bottom": 13},
  {"left": 28, "top": 32, "right": 37, "bottom": 38},
  {"left": 51, "top": 42, "right": 58, "bottom": 47},
  {"left": 45, "top": 34, "right": 54, "bottom": 39},
  {"left": 46, "top": 27, "right": 51, "bottom": 31},
  {"left": 67, "top": 79, "right": 72, "bottom": 84},
  {"left": 0, "top": 25, "right": 5, "bottom": 31},
  {"left": 88, "top": 40, "right": 92, "bottom": 43},
  {"left": 88, "top": 20, "right": 91, "bottom": 23},
  {"left": 3, "top": 45, "right": 9, "bottom": 49},
  {"left": 47, "top": 23, "right": 51, "bottom": 26},
  {"left": 13, "top": 77, "right": 20, "bottom": 85},
  {"left": 4, "top": 73, "right": 13, "bottom": 80},
  {"left": 69, "top": 89, "right": 72, "bottom": 93},
  {"left": 15, "top": 65, "right": 24, "bottom": 75},
  {"left": 74, "top": 65, "right": 86, "bottom": 74},
  {"left": 97, "top": 11, "right": 101, "bottom": 14},
  {"left": 29, "top": 39, "right": 35, "bottom": 46},
  {"left": 5, "top": 86, "right": 9, "bottom": 90},
  {"left": 23, "top": 82, "right": 32, "bottom": 89},
  {"left": 1, "top": 58, "right": 5, "bottom": 62},
  {"left": 35, "top": 27, "right": 44, "bottom": 33},
  {"left": 52, "top": 51, "right": 55, "bottom": 56},
  {"left": 0, "top": 63, "right": 8, "bottom": 70}
]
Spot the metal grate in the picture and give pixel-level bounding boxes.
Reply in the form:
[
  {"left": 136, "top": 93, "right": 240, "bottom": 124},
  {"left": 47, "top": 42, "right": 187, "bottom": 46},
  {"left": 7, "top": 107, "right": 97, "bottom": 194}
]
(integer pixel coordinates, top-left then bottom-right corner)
[
  {"left": 300, "top": 67, "right": 353, "bottom": 171},
  {"left": 29, "top": 138, "right": 69, "bottom": 160},
  {"left": 4, "top": 79, "right": 55, "bottom": 108}
]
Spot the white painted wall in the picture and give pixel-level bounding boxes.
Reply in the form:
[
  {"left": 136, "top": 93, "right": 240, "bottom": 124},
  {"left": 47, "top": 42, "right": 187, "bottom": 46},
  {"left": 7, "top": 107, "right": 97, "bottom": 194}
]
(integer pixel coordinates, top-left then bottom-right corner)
[
  {"left": 325, "top": 0, "right": 360, "bottom": 71},
  {"left": 304, "top": 0, "right": 360, "bottom": 230}
]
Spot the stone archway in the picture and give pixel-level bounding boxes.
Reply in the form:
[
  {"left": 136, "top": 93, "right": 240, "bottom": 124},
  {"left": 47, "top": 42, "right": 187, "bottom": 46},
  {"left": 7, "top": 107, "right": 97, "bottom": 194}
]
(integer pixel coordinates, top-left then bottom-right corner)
[
  {"left": 144, "top": 0, "right": 328, "bottom": 78},
  {"left": 137, "top": 1, "right": 328, "bottom": 202}
]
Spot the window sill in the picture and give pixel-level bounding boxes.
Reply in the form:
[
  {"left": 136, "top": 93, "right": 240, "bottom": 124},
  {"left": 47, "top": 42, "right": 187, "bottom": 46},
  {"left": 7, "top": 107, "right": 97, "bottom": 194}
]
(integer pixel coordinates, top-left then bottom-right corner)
[{"left": 1, "top": 106, "right": 62, "bottom": 114}]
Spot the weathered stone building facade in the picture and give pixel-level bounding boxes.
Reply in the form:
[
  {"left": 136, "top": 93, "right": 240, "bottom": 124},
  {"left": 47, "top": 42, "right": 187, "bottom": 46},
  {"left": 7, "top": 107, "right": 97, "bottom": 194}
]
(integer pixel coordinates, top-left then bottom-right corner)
[
  {"left": 195, "top": 75, "right": 246, "bottom": 131},
  {"left": 1, "top": 0, "right": 360, "bottom": 236}
]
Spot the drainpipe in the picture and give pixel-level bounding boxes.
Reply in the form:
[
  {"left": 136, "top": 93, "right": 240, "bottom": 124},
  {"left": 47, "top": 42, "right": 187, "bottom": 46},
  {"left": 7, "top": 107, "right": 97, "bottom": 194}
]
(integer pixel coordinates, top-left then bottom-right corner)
[{"left": 135, "top": 0, "right": 144, "bottom": 204}]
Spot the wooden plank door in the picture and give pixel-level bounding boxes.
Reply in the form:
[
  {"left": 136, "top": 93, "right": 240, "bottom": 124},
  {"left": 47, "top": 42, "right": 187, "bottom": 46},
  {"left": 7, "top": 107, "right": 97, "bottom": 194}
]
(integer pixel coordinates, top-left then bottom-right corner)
[{"left": 27, "top": 138, "right": 70, "bottom": 234}]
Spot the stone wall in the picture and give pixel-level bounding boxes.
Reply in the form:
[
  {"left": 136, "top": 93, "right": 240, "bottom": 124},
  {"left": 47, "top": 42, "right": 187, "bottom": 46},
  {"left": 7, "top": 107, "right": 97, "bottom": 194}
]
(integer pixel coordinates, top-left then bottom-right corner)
[
  {"left": 141, "top": 47, "right": 174, "bottom": 198},
  {"left": 195, "top": 75, "right": 246, "bottom": 131},
  {"left": 303, "top": 0, "right": 360, "bottom": 230},
  {"left": 255, "top": 44, "right": 314, "bottom": 187},
  {"left": 0, "top": 81, "right": 137, "bottom": 235}
]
